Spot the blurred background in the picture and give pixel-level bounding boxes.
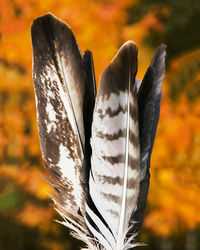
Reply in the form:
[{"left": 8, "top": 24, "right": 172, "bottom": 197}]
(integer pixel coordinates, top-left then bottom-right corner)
[{"left": 0, "top": 0, "right": 200, "bottom": 249}]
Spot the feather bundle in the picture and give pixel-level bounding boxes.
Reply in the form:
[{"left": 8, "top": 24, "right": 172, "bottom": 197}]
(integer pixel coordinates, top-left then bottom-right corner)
[{"left": 31, "top": 13, "right": 166, "bottom": 250}]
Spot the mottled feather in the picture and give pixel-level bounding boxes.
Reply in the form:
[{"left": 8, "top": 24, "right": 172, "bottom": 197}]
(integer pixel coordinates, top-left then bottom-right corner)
[
  {"left": 31, "top": 14, "right": 96, "bottom": 248},
  {"left": 31, "top": 13, "right": 86, "bottom": 212}
]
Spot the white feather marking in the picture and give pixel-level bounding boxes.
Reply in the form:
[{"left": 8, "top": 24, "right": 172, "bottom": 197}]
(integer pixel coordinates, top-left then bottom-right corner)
[
  {"left": 91, "top": 136, "right": 139, "bottom": 159},
  {"left": 45, "top": 103, "right": 57, "bottom": 133},
  {"left": 46, "top": 102, "right": 56, "bottom": 120},
  {"left": 91, "top": 154, "right": 139, "bottom": 180},
  {"left": 101, "top": 185, "right": 137, "bottom": 200},
  {"left": 58, "top": 144, "right": 82, "bottom": 205},
  {"left": 94, "top": 167, "right": 139, "bottom": 183},
  {"left": 92, "top": 182, "right": 121, "bottom": 198},
  {"left": 94, "top": 111, "right": 127, "bottom": 135},
  {"left": 98, "top": 92, "right": 128, "bottom": 113},
  {"left": 46, "top": 122, "right": 56, "bottom": 133},
  {"left": 94, "top": 113, "right": 138, "bottom": 139}
]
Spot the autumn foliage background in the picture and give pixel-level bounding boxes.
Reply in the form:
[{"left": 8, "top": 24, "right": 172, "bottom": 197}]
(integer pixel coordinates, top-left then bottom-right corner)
[{"left": 0, "top": 0, "right": 200, "bottom": 249}]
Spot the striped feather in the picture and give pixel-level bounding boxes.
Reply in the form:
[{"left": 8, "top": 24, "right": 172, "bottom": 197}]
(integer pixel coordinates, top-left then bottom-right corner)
[{"left": 87, "top": 41, "right": 140, "bottom": 250}]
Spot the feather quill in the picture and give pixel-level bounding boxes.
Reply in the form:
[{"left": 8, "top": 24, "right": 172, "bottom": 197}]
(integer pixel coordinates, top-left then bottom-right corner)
[{"left": 31, "top": 12, "right": 166, "bottom": 250}]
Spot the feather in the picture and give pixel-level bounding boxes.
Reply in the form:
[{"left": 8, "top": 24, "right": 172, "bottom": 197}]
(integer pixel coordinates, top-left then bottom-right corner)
[
  {"left": 31, "top": 13, "right": 94, "bottom": 247},
  {"left": 31, "top": 12, "right": 166, "bottom": 250},
  {"left": 31, "top": 11, "right": 85, "bottom": 207},
  {"left": 87, "top": 41, "right": 140, "bottom": 250},
  {"left": 128, "top": 44, "right": 166, "bottom": 239}
]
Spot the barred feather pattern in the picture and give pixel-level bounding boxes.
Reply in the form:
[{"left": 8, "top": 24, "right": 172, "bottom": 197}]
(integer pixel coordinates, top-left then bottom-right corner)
[
  {"left": 87, "top": 42, "right": 140, "bottom": 250},
  {"left": 31, "top": 12, "right": 166, "bottom": 250}
]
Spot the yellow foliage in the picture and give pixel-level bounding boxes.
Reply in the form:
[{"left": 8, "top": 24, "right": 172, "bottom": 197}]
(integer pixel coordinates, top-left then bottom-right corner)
[
  {"left": 0, "top": 165, "right": 50, "bottom": 199},
  {"left": 18, "top": 203, "right": 53, "bottom": 227}
]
